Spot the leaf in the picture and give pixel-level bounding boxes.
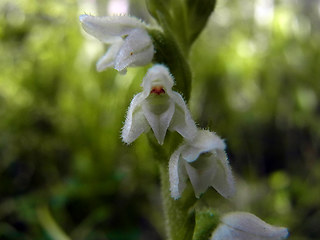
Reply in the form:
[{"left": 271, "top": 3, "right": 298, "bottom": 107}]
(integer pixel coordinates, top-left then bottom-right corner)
[
  {"left": 186, "top": 0, "right": 217, "bottom": 44},
  {"left": 193, "top": 210, "right": 220, "bottom": 240}
]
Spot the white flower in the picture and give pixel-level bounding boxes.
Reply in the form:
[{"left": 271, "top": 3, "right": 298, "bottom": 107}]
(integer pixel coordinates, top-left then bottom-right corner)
[
  {"left": 79, "top": 14, "right": 154, "bottom": 74},
  {"left": 211, "top": 212, "right": 289, "bottom": 240},
  {"left": 121, "top": 64, "right": 197, "bottom": 145},
  {"left": 169, "top": 130, "right": 235, "bottom": 199}
]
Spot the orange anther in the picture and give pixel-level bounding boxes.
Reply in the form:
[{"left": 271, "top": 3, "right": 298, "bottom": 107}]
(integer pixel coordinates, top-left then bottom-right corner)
[{"left": 150, "top": 86, "right": 165, "bottom": 95}]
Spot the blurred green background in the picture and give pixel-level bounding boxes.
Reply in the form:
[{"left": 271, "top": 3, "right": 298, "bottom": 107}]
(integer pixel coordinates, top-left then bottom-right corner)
[{"left": 0, "top": 0, "right": 319, "bottom": 239}]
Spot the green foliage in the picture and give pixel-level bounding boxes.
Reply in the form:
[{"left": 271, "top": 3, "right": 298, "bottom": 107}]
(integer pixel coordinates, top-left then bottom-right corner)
[
  {"left": 185, "top": 0, "right": 216, "bottom": 45},
  {"left": 192, "top": 210, "right": 219, "bottom": 240},
  {"left": 146, "top": 0, "right": 216, "bottom": 54}
]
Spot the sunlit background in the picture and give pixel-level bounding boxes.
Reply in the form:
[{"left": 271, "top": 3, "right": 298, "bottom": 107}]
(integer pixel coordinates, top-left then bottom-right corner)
[{"left": 0, "top": 0, "right": 319, "bottom": 239}]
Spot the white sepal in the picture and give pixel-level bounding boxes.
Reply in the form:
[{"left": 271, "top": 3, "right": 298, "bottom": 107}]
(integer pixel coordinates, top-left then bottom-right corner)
[
  {"left": 169, "top": 145, "right": 188, "bottom": 199},
  {"left": 121, "top": 93, "right": 150, "bottom": 144},
  {"left": 79, "top": 15, "right": 144, "bottom": 43},
  {"left": 211, "top": 212, "right": 289, "bottom": 240},
  {"left": 169, "top": 130, "right": 235, "bottom": 199}
]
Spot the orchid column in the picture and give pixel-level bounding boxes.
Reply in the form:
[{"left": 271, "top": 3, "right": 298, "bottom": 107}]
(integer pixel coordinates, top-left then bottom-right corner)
[{"left": 79, "top": 0, "right": 289, "bottom": 239}]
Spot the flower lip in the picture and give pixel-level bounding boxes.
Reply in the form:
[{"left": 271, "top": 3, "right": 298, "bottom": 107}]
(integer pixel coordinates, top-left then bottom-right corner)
[{"left": 150, "top": 85, "right": 165, "bottom": 95}]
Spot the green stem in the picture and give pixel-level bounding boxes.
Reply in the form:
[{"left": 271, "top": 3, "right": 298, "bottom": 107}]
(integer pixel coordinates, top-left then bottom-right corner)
[
  {"left": 148, "top": 29, "right": 192, "bottom": 102},
  {"left": 158, "top": 161, "right": 196, "bottom": 240},
  {"left": 37, "top": 205, "right": 71, "bottom": 240}
]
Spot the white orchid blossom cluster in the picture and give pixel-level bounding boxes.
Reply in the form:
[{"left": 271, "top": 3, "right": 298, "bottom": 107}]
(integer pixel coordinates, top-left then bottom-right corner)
[
  {"left": 80, "top": 14, "right": 234, "bottom": 200},
  {"left": 121, "top": 64, "right": 236, "bottom": 200},
  {"left": 80, "top": 13, "right": 288, "bottom": 240}
]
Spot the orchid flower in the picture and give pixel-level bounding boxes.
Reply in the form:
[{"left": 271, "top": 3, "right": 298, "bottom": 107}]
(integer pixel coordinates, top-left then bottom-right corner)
[
  {"left": 121, "top": 64, "right": 197, "bottom": 145},
  {"left": 79, "top": 14, "right": 154, "bottom": 74},
  {"left": 211, "top": 212, "right": 289, "bottom": 240},
  {"left": 169, "top": 130, "right": 235, "bottom": 199}
]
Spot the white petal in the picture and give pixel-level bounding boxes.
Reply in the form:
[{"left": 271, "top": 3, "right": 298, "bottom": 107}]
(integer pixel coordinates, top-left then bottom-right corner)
[
  {"left": 121, "top": 93, "right": 150, "bottom": 144},
  {"left": 96, "top": 41, "right": 123, "bottom": 72},
  {"left": 211, "top": 212, "right": 289, "bottom": 240},
  {"left": 181, "top": 130, "right": 225, "bottom": 162},
  {"left": 79, "top": 14, "right": 145, "bottom": 43},
  {"left": 209, "top": 149, "right": 235, "bottom": 198},
  {"left": 114, "top": 28, "right": 154, "bottom": 72},
  {"left": 141, "top": 65, "right": 174, "bottom": 94},
  {"left": 169, "top": 145, "right": 188, "bottom": 199},
  {"left": 186, "top": 130, "right": 226, "bottom": 155},
  {"left": 169, "top": 92, "right": 197, "bottom": 141},
  {"left": 184, "top": 149, "right": 235, "bottom": 199},
  {"left": 142, "top": 96, "right": 175, "bottom": 144},
  {"left": 183, "top": 148, "right": 234, "bottom": 198},
  {"left": 184, "top": 152, "right": 217, "bottom": 198}
]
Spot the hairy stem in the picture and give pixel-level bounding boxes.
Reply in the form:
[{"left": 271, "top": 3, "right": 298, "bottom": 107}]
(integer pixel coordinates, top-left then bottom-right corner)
[{"left": 159, "top": 161, "right": 196, "bottom": 240}]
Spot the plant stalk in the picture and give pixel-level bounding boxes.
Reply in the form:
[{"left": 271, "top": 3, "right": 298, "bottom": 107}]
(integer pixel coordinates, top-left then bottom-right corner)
[{"left": 158, "top": 161, "right": 196, "bottom": 240}]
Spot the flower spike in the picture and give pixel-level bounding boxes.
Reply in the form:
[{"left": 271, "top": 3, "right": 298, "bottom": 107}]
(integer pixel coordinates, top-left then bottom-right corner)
[
  {"left": 80, "top": 14, "right": 154, "bottom": 73},
  {"left": 122, "top": 64, "right": 197, "bottom": 145},
  {"left": 169, "top": 130, "right": 235, "bottom": 199}
]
